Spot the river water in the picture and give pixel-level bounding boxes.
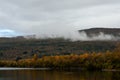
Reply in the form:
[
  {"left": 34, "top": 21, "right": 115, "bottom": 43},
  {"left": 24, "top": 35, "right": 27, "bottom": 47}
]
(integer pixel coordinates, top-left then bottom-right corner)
[{"left": 0, "top": 68, "right": 120, "bottom": 80}]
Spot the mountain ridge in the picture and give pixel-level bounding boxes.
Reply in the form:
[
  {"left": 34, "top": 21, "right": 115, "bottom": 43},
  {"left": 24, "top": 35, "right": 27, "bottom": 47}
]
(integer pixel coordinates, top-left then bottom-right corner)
[{"left": 79, "top": 27, "right": 120, "bottom": 37}]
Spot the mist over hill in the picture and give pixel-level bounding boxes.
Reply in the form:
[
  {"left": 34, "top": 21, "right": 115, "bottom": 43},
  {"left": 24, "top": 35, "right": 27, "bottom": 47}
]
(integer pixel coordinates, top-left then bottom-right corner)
[
  {"left": 23, "top": 27, "right": 120, "bottom": 41},
  {"left": 0, "top": 27, "right": 120, "bottom": 41},
  {"left": 78, "top": 28, "right": 120, "bottom": 41}
]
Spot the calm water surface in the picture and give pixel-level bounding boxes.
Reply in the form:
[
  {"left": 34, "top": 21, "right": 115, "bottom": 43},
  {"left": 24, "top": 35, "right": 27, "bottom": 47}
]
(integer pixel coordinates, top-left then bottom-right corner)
[{"left": 0, "top": 68, "right": 120, "bottom": 80}]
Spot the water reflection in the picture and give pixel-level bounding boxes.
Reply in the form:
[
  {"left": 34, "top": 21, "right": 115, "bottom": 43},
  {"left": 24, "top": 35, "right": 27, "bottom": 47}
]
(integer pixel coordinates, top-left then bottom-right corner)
[{"left": 0, "top": 69, "right": 120, "bottom": 80}]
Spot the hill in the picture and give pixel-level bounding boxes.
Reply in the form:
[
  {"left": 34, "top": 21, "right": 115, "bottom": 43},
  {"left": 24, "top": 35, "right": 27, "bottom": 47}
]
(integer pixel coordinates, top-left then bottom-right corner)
[
  {"left": 79, "top": 28, "right": 120, "bottom": 38},
  {"left": 0, "top": 37, "right": 118, "bottom": 60}
]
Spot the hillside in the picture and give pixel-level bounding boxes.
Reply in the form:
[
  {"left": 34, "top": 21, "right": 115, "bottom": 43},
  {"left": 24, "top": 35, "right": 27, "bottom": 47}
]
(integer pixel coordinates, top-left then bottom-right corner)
[
  {"left": 0, "top": 37, "right": 118, "bottom": 60},
  {"left": 79, "top": 28, "right": 120, "bottom": 38}
]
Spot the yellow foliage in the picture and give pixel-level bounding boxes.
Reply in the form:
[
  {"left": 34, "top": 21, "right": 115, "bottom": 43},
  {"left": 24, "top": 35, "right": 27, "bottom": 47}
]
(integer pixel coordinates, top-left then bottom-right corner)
[{"left": 33, "top": 54, "right": 38, "bottom": 61}]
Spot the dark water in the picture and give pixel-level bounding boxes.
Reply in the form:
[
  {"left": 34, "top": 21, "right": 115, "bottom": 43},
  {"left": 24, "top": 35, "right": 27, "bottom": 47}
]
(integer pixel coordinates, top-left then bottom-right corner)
[{"left": 0, "top": 69, "right": 120, "bottom": 80}]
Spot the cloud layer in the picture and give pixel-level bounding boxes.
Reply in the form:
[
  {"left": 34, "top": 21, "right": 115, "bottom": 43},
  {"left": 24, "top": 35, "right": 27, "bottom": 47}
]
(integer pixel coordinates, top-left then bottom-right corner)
[{"left": 0, "top": 0, "right": 120, "bottom": 37}]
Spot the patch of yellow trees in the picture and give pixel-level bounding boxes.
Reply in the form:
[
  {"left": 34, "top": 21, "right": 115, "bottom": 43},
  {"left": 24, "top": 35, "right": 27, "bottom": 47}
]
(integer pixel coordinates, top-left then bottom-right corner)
[{"left": 0, "top": 45, "right": 120, "bottom": 70}]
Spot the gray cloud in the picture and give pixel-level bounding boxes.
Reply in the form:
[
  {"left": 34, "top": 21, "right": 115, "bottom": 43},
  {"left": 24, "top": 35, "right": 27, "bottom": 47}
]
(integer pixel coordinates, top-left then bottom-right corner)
[{"left": 0, "top": 0, "right": 120, "bottom": 38}]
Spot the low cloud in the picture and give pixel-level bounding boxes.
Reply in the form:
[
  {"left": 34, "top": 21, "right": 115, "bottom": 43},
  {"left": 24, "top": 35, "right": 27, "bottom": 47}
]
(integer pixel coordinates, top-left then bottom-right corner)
[{"left": 70, "top": 31, "right": 120, "bottom": 41}]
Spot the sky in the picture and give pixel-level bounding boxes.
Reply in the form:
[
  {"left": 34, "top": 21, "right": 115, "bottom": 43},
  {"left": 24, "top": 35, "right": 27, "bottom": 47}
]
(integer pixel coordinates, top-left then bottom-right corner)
[{"left": 0, "top": 0, "right": 120, "bottom": 37}]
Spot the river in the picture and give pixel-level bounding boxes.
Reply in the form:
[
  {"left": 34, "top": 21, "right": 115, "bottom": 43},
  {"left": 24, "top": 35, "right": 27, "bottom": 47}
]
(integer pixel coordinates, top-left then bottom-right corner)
[{"left": 0, "top": 68, "right": 120, "bottom": 80}]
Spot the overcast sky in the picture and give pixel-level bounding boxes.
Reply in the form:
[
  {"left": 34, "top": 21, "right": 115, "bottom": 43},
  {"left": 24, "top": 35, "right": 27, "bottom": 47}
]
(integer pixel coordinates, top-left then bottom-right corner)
[{"left": 0, "top": 0, "right": 120, "bottom": 37}]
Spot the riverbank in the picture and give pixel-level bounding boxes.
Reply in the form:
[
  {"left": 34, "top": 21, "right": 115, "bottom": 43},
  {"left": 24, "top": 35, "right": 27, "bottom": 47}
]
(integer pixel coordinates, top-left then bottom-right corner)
[
  {"left": 102, "top": 69, "right": 120, "bottom": 72},
  {"left": 0, "top": 67, "right": 51, "bottom": 70},
  {"left": 0, "top": 51, "right": 120, "bottom": 71}
]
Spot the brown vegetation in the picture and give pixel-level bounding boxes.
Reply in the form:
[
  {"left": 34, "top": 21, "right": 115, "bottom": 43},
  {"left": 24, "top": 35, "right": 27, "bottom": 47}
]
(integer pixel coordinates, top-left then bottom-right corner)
[{"left": 0, "top": 45, "right": 120, "bottom": 70}]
